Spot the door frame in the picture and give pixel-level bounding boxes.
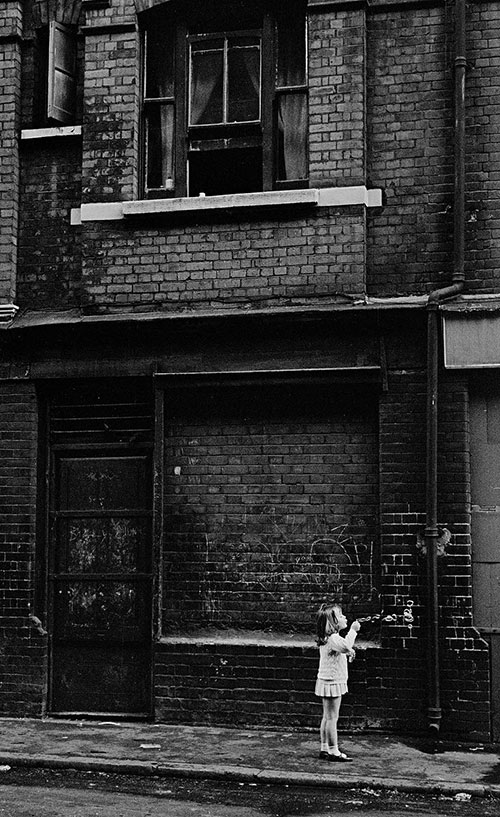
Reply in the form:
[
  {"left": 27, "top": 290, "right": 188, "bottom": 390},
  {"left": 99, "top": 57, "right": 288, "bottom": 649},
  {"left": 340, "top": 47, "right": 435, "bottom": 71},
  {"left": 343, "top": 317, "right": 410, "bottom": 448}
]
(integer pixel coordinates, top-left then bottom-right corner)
[{"left": 46, "top": 442, "right": 154, "bottom": 718}]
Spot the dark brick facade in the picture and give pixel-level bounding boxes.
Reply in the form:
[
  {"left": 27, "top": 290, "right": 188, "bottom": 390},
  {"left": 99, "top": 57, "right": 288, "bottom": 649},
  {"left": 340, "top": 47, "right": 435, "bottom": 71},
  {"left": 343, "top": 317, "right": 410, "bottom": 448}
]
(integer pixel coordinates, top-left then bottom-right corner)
[
  {"left": 18, "top": 139, "right": 83, "bottom": 308},
  {"left": 0, "top": 381, "right": 45, "bottom": 716},
  {"left": 79, "top": 209, "right": 367, "bottom": 310},
  {"left": 0, "top": 0, "right": 496, "bottom": 741},
  {"left": 367, "top": 5, "right": 454, "bottom": 296},
  {"left": 163, "top": 386, "right": 378, "bottom": 631}
]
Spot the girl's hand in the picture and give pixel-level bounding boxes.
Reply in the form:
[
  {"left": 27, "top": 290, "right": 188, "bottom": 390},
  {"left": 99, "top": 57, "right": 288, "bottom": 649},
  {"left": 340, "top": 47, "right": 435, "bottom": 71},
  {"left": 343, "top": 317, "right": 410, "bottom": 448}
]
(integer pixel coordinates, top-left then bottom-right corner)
[
  {"left": 350, "top": 620, "right": 361, "bottom": 632},
  {"left": 348, "top": 649, "right": 356, "bottom": 663}
]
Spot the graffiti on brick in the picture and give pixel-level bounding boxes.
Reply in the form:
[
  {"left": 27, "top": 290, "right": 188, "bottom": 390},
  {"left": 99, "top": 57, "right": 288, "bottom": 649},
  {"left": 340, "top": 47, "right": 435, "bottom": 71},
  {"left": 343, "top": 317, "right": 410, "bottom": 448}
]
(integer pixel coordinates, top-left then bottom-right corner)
[{"left": 164, "top": 506, "right": 379, "bottom": 630}]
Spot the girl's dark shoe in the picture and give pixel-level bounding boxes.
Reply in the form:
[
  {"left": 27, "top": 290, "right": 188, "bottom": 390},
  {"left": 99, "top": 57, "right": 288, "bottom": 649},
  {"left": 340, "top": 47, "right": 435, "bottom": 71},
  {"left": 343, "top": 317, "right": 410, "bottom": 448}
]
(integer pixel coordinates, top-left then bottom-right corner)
[
  {"left": 319, "top": 751, "right": 330, "bottom": 760},
  {"left": 328, "top": 752, "right": 353, "bottom": 762}
]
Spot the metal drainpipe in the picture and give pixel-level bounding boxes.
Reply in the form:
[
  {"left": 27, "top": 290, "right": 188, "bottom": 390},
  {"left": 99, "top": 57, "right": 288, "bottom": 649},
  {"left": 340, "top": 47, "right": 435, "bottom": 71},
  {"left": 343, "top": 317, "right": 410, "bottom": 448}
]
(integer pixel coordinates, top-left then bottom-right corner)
[{"left": 424, "top": 0, "right": 466, "bottom": 736}]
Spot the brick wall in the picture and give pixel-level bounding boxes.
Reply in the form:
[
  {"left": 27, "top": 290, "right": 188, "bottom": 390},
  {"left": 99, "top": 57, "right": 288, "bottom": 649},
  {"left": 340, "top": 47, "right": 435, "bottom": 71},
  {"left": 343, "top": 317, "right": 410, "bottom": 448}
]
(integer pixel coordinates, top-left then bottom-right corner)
[
  {"left": 367, "top": 4, "right": 454, "bottom": 297},
  {"left": 17, "top": 140, "right": 83, "bottom": 309},
  {"left": 465, "top": 2, "right": 500, "bottom": 293},
  {"left": 377, "top": 369, "right": 429, "bottom": 732},
  {"left": 155, "top": 339, "right": 490, "bottom": 736},
  {"left": 377, "top": 366, "right": 491, "bottom": 739},
  {"left": 3, "top": 0, "right": 498, "bottom": 738},
  {"left": 162, "top": 385, "right": 379, "bottom": 632},
  {"left": 154, "top": 629, "right": 435, "bottom": 732},
  {"left": 80, "top": 209, "right": 366, "bottom": 312},
  {"left": 82, "top": 3, "right": 138, "bottom": 203},
  {"left": 155, "top": 364, "right": 490, "bottom": 740},
  {"left": 0, "top": 381, "right": 44, "bottom": 716},
  {"left": 154, "top": 636, "right": 379, "bottom": 729},
  {"left": 308, "top": 7, "right": 366, "bottom": 187},
  {"left": 0, "top": 1, "right": 22, "bottom": 305},
  {"left": 16, "top": 2, "right": 500, "bottom": 310}
]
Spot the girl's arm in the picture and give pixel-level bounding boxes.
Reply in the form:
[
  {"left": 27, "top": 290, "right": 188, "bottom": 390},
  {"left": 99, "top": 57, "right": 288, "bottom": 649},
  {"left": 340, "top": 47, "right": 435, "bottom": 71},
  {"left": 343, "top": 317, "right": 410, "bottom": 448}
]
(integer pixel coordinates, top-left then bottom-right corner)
[{"left": 328, "top": 622, "right": 360, "bottom": 654}]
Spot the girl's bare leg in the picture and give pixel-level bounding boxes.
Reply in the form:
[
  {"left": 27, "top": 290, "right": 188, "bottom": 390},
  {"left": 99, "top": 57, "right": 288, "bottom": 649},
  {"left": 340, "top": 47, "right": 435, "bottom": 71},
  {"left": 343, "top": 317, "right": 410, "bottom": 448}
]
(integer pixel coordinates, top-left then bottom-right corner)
[
  {"left": 319, "top": 700, "right": 329, "bottom": 751},
  {"left": 321, "top": 696, "right": 342, "bottom": 754}
]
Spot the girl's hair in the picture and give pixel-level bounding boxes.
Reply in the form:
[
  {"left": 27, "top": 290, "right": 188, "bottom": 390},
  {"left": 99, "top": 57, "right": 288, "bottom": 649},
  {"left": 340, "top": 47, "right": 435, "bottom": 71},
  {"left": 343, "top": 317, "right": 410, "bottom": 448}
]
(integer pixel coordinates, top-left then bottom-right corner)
[{"left": 316, "top": 602, "right": 342, "bottom": 646}]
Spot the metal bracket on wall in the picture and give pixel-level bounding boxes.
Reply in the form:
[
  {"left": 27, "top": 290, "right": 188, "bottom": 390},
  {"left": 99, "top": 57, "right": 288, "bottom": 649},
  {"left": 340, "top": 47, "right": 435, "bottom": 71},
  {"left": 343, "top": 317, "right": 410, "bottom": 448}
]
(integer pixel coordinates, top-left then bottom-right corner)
[{"left": 416, "top": 527, "right": 451, "bottom": 557}]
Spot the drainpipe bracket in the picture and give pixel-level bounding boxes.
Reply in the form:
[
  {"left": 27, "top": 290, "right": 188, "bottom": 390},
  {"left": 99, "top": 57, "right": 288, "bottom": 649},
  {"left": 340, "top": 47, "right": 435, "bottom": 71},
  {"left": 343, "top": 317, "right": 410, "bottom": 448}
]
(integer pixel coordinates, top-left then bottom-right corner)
[
  {"left": 427, "top": 708, "right": 442, "bottom": 732},
  {"left": 416, "top": 527, "right": 451, "bottom": 557}
]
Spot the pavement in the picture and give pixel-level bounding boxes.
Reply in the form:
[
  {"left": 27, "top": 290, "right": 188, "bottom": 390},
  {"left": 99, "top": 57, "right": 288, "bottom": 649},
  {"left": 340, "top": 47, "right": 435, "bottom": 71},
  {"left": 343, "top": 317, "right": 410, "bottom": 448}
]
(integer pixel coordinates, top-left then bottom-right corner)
[{"left": 0, "top": 718, "right": 498, "bottom": 799}]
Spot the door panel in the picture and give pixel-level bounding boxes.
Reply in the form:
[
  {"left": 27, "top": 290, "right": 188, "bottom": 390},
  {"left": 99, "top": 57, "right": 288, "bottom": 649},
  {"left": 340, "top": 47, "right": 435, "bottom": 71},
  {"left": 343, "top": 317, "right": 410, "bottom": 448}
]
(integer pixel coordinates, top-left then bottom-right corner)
[
  {"left": 471, "top": 561, "right": 496, "bottom": 630},
  {"left": 471, "top": 511, "right": 500, "bottom": 563},
  {"left": 53, "top": 578, "right": 150, "bottom": 639},
  {"left": 471, "top": 389, "right": 500, "bottom": 740},
  {"left": 58, "top": 516, "right": 150, "bottom": 574},
  {"left": 471, "top": 395, "right": 500, "bottom": 630},
  {"left": 58, "top": 457, "right": 149, "bottom": 511},
  {"left": 51, "top": 645, "right": 150, "bottom": 713},
  {"left": 49, "top": 453, "right": 152, "bottom": 715},
  {"left": 492, "top": 636, "right": 500, "bottom": 744}
]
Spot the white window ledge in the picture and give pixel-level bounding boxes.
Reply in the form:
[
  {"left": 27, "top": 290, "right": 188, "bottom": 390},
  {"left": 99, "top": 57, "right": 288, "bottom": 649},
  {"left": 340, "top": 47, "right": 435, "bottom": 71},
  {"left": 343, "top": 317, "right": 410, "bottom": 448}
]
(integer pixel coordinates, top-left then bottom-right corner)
[
  {"left": 77, "top": 186, "right": 382, "bottom": 223},
  {"left": 0, "top": 304, "right": 19, "bottom": 324},
  {"left": 21, "top": 126, "right": 82, "bottom": 140}
]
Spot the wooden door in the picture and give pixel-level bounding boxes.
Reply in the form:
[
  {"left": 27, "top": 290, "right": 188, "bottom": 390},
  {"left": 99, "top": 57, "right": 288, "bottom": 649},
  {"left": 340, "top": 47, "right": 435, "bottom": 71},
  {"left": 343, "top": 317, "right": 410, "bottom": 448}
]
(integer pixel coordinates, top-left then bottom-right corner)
[
  {"left": 470, "top": 389, "right": 500, "bottom": 740},
  {"left": 49, "top": 452, "right": 152, "bottom": 716}
]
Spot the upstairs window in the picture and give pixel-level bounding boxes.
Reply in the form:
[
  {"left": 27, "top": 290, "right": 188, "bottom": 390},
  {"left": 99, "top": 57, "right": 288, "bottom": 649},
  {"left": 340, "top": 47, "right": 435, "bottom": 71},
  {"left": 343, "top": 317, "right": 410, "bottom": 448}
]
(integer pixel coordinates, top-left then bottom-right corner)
[
  {"left": 142, "top": 0, "right": 308, "bottom": 198},
  {"left": 189, "top": 34, "right": 261, "bottom": 126}
]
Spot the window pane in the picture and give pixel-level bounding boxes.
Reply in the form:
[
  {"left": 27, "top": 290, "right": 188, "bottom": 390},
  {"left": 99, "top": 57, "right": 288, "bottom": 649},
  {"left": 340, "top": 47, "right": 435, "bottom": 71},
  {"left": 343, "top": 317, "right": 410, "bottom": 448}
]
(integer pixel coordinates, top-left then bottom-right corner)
[
  {"left": 277, "top": 12, "right": 306, "bottom": 88},
  {"left": 191, "top": 38, "right": 224, "bottom": 53},
  {"left": 59, "top": 457, "right": 149, "bottom": 510},
  {"left": 146, "top": 103, "right": 174, "bottom": 190},
  {"left": 190, "top": 46, "right": 224, "bottom": 125},
  {"left": 188, "top": 145, "right": 262, "bottom": 196},
  {"left": 145, "top": 27, "right": 174, "bottom": 98},
  {"left": 227, "top": 43, "right": 260, "bottom": 123},
  {"left": 55, "top": 581, "right": 144, "bottom": 636},
  {"left": 276, "top": 92, "right": 308, "bottom": 180},
  {"left": 61, "top": 517, "right": 149, "bottom": 573}
]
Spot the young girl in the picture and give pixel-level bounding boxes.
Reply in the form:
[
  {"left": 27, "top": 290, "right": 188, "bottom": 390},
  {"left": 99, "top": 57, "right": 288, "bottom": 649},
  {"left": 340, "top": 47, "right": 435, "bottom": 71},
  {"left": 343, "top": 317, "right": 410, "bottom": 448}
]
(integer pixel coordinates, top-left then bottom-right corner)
[{"left": 315, "top": 602, "right": 361, "bottom": 762}]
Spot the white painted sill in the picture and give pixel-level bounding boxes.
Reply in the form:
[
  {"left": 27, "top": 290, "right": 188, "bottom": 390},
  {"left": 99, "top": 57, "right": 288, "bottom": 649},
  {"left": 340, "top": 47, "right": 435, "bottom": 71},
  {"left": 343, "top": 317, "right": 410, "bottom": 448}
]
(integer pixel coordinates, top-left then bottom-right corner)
[
  {"left": 75, "top": 186, "right": 383, "bottom": 224},
  {"left": 159, "top": 630, "right": 380, "bottom": 649},
  {"left": 21, "top": 126, "right": 82, "bottom": 140}
]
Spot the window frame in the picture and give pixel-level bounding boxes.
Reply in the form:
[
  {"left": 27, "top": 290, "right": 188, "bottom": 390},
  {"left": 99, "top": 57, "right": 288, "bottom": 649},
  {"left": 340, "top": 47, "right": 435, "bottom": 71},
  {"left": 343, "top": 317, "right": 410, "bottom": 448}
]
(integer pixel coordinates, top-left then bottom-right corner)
[
  {"left": 187, "top": 30, "right": 262, "bottom": 128},
  {"left": 273, "top": 7, "right": 309, "bottom": 190},
  {"left": 141, "top": 3, "right": 308, "bottom": 200}
]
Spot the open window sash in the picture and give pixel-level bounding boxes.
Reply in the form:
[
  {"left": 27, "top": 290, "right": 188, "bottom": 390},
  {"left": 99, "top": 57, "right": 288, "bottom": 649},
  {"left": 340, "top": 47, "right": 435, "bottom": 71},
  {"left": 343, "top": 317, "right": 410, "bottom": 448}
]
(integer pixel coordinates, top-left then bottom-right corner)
[{"left": 47, "top": 21, "right": 77, "bottom": 124}]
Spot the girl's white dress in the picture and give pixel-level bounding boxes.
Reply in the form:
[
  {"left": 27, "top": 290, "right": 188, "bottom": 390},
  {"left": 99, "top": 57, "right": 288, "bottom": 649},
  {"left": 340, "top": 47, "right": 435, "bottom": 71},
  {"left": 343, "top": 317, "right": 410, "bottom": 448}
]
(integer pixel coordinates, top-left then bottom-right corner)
[{"left": 315, "top": 628, "right": 357, "bottom": 697}]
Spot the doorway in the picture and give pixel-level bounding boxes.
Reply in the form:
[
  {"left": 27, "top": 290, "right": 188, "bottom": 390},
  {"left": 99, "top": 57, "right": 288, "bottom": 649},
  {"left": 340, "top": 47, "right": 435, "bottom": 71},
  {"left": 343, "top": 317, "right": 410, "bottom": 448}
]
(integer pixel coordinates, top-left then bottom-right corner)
[{"left": 45, "top": 382, "right": 154, "bottom": 717}]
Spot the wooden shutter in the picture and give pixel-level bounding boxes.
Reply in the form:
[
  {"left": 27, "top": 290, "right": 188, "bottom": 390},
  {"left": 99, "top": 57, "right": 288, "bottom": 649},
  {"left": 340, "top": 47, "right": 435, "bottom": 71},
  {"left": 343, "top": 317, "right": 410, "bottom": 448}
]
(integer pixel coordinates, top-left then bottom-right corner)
[{"left": 48, "top": 21, "right": 76, "bottom": 123}]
